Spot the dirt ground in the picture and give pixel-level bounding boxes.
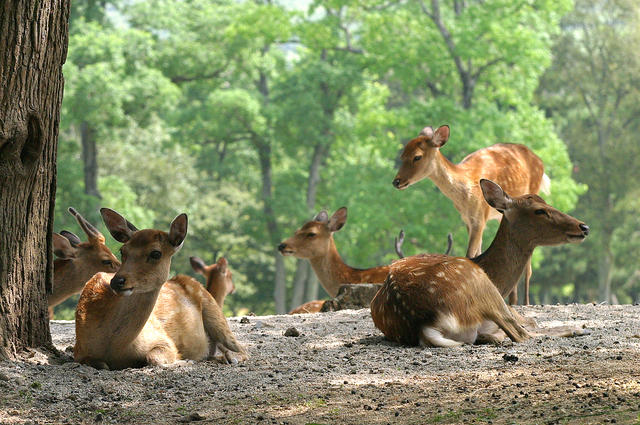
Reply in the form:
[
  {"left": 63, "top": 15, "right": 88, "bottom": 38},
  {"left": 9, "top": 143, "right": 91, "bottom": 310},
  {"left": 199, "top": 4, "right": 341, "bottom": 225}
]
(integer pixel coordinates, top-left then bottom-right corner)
[{"left": 1, "top": 304, "right": 639, "bottom": 425}]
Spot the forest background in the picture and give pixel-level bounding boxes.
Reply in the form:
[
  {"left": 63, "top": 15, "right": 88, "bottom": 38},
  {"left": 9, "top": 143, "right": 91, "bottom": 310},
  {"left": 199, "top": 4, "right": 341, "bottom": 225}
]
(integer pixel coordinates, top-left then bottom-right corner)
[{"left": 52, "top": 0, "right": 640, "bottom": 318}]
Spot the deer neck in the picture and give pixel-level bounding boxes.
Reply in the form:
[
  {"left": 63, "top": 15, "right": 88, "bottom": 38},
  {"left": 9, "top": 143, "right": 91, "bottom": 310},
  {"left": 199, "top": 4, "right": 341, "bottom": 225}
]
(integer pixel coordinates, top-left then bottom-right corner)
[
  {"left": 308, "top": 238, "right": 389, "bottom": 298},
  {"left": 51, "top": 259, "right": 97, "bottom": 303},
  {"left": 105, "top": 286, "right": 163, "bottom": 348},
  {"left": 426, "top": 151, "right": 469, "bottom": 205},
  {"left": 472, "top": 218, "right": 534, "bottom": 297},
  {"left": 207, "top": 280, "right": 226, "bottom": 308}
]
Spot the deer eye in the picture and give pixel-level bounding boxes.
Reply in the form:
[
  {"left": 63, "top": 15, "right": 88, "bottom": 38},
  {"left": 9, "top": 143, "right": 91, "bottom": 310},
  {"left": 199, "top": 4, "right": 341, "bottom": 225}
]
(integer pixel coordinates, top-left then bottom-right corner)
[
  {"left": 413, "top": 155, "right": 422, "bottom": 162},
  {"left": 149, "top": 250, "right": 162, "bottom": 260},
  {"left": 534, "top": 209, "right": 548, "bottom": 216},
  {"left": 102, "top": 260, "right": 113, "bottom": 266},
  {"left": 306, "top": 232, "right": 316, "bottom": 238}
]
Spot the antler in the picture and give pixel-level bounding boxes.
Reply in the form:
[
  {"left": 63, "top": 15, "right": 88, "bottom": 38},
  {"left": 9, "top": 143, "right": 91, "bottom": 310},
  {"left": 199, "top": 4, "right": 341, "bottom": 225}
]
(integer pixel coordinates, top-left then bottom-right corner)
[{"left": 394, "top": 229, "right": 405, "bottom": 258}]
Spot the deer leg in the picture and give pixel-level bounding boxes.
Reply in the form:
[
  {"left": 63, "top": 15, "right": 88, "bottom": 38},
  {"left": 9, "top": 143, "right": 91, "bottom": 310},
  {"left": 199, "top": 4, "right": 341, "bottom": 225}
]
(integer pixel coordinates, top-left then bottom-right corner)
[
  {"left": 419, "top": 327, "right": 464, "bottom": 348},
  {"left": 488, "top": 303, "right": 531, "bottom": 343},
  {"left": 201, "top": 292, "right": 248, "bottom": 362},
  {"left": 146, "top": 343, "right": 178, "bottom": 366},
  {"left": 524, "top": 258, "right": 532, "bottom": 305},
  {"left": 465, "top": 221, "right": 485, "bottom": 258},
  {"left": 508, "top": 285, "right": 518, "bottom": 305}
]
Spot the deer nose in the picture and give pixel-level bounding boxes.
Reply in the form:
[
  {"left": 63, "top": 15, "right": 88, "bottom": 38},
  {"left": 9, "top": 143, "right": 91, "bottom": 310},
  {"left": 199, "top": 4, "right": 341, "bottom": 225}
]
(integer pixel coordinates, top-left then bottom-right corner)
[
  {"left": 110, "top": 276, "right": 126, "bottom": 291},
  {"left": 392, "top": 178, "right": 402, "bottom": 188},
  {"left": 579, "top": 223, "right": 590, "bottom": 235},
  {"left": 278, "top": 243, "right": 287, "bottom": 252}
]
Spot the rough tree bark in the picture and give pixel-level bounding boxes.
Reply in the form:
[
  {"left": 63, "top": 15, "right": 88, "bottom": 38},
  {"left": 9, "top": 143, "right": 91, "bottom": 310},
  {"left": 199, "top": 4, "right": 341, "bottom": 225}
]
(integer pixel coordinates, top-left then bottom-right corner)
[{"left": 0, "top": 1, "right": 70, "bottom": 359}]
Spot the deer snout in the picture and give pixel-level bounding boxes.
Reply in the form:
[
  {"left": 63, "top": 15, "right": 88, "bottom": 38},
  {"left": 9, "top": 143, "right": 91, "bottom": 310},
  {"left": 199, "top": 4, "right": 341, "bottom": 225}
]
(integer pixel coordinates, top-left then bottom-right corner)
[
  {"left": 392, "top": 177, "right": 409, "bottom": 190},
  {"left": 110, "top": 276, "right": 132, "bottom": 295},
  {"left": 278, "top": 242, "right": 294, "bottom": 256},
  {"left": 579, "top": 223, "right": 590, "bottom": 236},
  {"left": 278, "top": 243, "right": 287, "bottom": 252}
]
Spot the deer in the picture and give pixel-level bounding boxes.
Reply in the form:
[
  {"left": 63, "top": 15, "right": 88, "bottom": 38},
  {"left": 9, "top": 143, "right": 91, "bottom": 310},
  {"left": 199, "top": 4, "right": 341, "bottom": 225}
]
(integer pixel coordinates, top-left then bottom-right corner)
[
  {"left": 190, "top": 256, "right": 235, "bottom": 308},
  {"left": 371, "top": 179, "right": 589, "bottom": 347},
  {"left": 392, "top": 125, "right": 550, "bottom": 305},
  {"left": 50, "top": 207, "right": 120, "bottom": 318},
  {"left": 74, "top": 208, "right": 247, "bottom": 370},
  {"left": 278, "top": 207, "right": 395, "bottom": 299}
]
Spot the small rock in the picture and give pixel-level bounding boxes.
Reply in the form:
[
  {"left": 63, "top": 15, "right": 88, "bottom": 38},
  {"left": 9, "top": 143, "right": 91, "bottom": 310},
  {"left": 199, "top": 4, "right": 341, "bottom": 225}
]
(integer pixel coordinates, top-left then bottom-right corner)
[
  {"left": 503, "top": 354, "right": 519, "bottom": 363},
  {"left": 284, "top": 327, "right": 300, "bottom": 337},
  {"left": 95, "top": 413, "right": 103, "bottom": 422},
  {"left": 179, "top": 412, "right": 205, "bottom": 422},
  {"left": 0, "top": 372, "right": 9, "bottom": 381},
  {"left": 240, "top": 317, "right": 250, "bottom": 324}
]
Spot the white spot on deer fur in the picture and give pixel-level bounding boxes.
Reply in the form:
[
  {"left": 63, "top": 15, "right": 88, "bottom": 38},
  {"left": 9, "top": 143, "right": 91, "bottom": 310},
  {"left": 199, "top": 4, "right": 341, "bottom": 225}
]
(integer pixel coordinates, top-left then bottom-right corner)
[
  {"left": 428, "top": 287, "right": 436, "bottom": 294},
  {"left": 413, "top": 271, "right": 426, "bottom": 276},
  {"left": 430, "top": 281, "right": 437, "bottom": 286},
  {"left": 436, "top": 272, "right": 445, "bottom": 278}
]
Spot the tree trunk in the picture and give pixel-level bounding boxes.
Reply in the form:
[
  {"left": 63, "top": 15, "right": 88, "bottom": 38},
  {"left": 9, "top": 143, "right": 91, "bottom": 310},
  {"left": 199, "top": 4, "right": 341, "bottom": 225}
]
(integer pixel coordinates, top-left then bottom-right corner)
[
  {"left": 290, "top": 260, "right": 309, "bottom": 310},
  {"left": 0, "top": 0, "right": 70, "bottom": 359},
  {"left": 80, "top": 121, "right": 101, "bottom": 198}
]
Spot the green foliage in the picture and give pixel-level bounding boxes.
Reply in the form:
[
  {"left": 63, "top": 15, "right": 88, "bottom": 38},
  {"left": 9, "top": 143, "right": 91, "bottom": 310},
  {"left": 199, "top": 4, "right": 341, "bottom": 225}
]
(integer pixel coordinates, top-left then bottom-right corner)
[{"left": 55, "top": 0, "right": 609, "bottom": 318}]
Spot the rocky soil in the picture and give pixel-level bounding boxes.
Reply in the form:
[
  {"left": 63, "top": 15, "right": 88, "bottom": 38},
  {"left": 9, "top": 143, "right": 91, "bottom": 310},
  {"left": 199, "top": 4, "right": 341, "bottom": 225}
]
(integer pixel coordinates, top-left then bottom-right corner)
[{"left": 1, "top": 304, "right": 639, "bottom": 424}]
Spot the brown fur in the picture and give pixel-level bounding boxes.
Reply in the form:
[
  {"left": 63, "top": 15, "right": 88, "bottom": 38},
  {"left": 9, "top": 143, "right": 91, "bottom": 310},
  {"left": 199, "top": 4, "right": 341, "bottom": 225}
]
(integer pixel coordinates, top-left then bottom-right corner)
[
  {"left": 288, "top": 300, "right": 325, "bottom": 314},
  {"left": 50, "top": 210, "right": 120, "bottom": 318},
  {"left": 279, "top": 208, "right": 391, "bottom": 298},
  {"left": 394, "top": 125, "right": 547, "bottom": 304},
  {"left": 73, "top": 210, "right": 247, "bottom": 369},
  {"left": 191, "top": 257, "right": 235, "bottom": 308},
  {"left": 371, "top": 180, "right": 588, "bottom": 347}
]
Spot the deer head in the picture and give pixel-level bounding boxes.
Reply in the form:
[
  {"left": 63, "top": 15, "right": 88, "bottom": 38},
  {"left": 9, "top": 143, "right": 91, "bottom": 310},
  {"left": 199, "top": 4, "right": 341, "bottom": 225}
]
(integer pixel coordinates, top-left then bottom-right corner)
[
  {"left": 101, "top": 208, "right": 188, "bottom": 296},
  {"left": 53, "top": 207, "right": 120, "bottom": 273},
  {"left": 479, "top": 179, "right": 589, "bottom": 246},
  {"left": 278, "top": 207, "right": 347, "bottom": 259},
  {"left": 393, "top": 125, "right": 450, "bottom": 189},
  {"left": 190, "top": 256, "right": 235, "bottom": 305}
]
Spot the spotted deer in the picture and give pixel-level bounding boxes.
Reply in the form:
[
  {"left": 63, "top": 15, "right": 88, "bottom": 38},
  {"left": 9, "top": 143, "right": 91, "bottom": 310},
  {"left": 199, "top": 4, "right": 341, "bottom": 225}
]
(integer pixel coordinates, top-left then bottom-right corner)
[
  {"left": 278, "top": 207, "right": 393, "bottom": 299},
  {"left": 50, "top": 207, "right": 120, "bottom": 318},
  {"left": 393, "top": 125, "right": 550, "bottom": 305},
  {"left": 190, "top": 256, "right": 235, "bottom": 308},
  {"left": 74, "top": 209, "right": 247, "bottom": 369},
  {"left": 371, "top": 179, "right": 589, "bottom": 347}
]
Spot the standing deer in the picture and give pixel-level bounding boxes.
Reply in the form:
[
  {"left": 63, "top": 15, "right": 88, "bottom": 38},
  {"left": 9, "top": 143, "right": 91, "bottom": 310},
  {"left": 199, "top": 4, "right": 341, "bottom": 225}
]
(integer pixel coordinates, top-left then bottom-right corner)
[
  {"left": 393, "top": 125, "right": 549, "bottom": 305},
  {"left": 371, "top": 179, "right": 589, "bottom": 347},
  {"left": 50, "top": 207, "right": 120, "bottom": 318},
  {"left": 189, "top": 256, "right": 235, "bottom": 308},
  {"left": 74, "top": 209, "right": 247, "bottom": 369}
]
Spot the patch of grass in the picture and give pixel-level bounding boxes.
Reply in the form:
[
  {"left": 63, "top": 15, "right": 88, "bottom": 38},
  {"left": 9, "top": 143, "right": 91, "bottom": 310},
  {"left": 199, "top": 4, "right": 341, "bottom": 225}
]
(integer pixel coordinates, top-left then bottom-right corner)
[
  {"left": 476, "top": 407, "right": 497, "bottom": 422},
  {"left": 428, "top": 410, "right": 463, "bottom": 423},
  {"left": 303, "top": 398, "right": 327, "bottom": 409},
  {"left": 30, "top": 381, "right": 41, "bottom": 389}
]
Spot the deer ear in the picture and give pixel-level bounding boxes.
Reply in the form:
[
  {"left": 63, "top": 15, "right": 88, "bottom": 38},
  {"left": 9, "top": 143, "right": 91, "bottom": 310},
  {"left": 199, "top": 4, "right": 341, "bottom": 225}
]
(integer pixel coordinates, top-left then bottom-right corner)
[
  {"left": 60, "top": 230, "right": 81, "bottom": 247},
  {"left": 480, "top": 179, "right": 512, "bottom": 213},
  {"left": 328, "top": 207, "right": 348, "bottom": 232},
  {"left": 53, "top": 233, "right": 76, "bottom": 258},
  {"left": 100, "top": 208, "right": 136, "bottom": 243},
  {"left": 216, "top": 257, "right": 228, "bottom": 273},
  {"left": 68, "top": 207, "right": 105, "bottom": 243},
  {"left": 168, "top": 213, "right": 188, "bottom": 248},
  {"left": 313, "top": 210, "right": 329, "bottom": 223},
  {"left": 429, "top": 125, "right": 450, "bottom": 148},
  {"left": 190, "top": 256, "right": 206, "bottom": 274}
]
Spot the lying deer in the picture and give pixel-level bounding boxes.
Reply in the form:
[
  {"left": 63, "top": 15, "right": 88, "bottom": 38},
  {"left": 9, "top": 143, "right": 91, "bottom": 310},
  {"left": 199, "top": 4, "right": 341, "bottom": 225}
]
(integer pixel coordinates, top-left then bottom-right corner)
[
  {"left": 371, "top": 179, "right": 589, "bottom": 347},
  {"left": 50, "top": 207, "right": 120, "bottom": 318},
  {"left": 190, "top": 256, "right": 235, "bottom": 308},
  {"left": 279, "top": 208, "right": 394, "bottom": 297},
  {"left": 393, "top": 125, "right": 549, "bottom": 305},
  {"left": 74, "top": 209, "right": 247, "bottom": 369}
]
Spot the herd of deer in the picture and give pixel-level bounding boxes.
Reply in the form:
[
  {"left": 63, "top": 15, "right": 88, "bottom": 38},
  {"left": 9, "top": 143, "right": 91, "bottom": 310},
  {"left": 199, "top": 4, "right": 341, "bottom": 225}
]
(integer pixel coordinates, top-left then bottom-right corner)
[{"left": 51, "top": 125, "right": 589, "bottom": 369}]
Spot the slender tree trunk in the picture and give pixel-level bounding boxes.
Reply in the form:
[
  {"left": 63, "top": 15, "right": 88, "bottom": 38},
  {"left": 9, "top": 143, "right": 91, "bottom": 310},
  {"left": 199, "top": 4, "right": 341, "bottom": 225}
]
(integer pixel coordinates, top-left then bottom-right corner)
[
  {"left": 0, "top": 0, "right": 70, "bottom": 359},
  {"left": 80, "top": 121, "right": 101, "bottom": 198},
  {"left": 290, "top": 261, "right": 308, "bottom": 310}
]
